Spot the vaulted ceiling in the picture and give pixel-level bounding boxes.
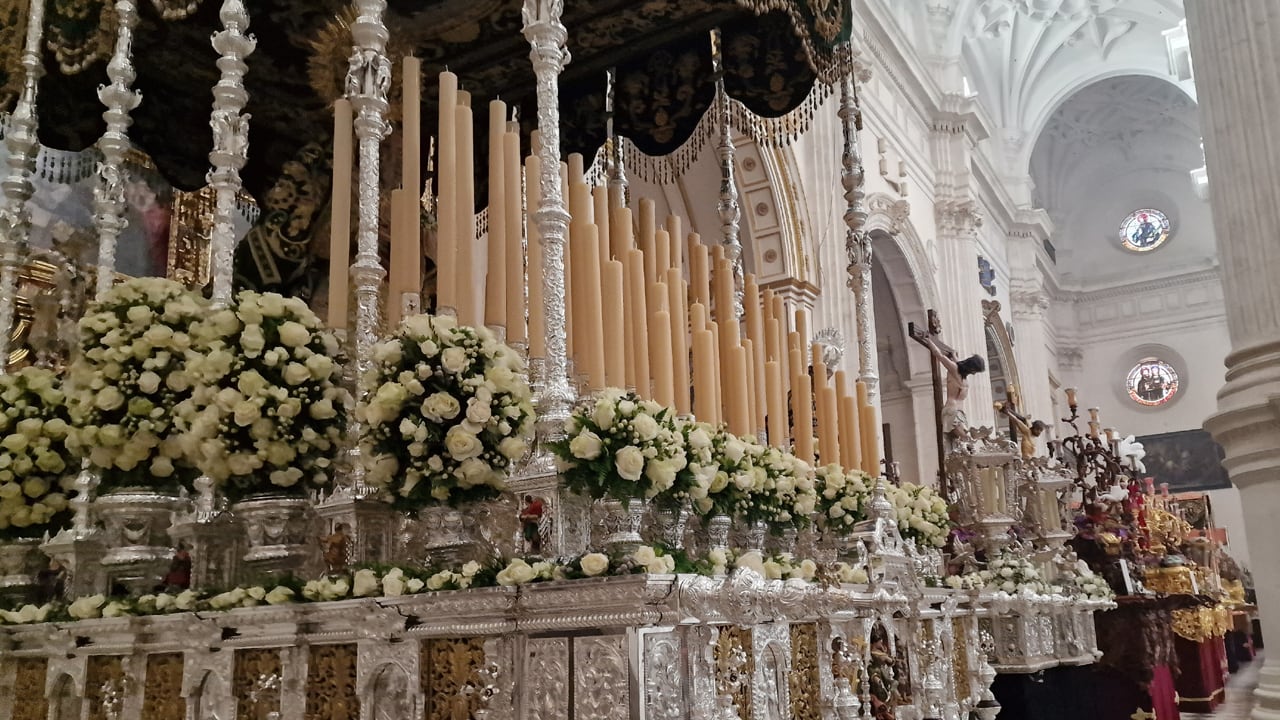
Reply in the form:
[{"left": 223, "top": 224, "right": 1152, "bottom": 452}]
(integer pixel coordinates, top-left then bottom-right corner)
[{"left": 873, "top": 0, "right": 1185, "bottom": 170}]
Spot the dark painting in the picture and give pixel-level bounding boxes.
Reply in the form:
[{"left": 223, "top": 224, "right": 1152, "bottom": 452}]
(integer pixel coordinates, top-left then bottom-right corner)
[{"left": 1138, "top": 429, "right": 1231, "bottom": 492}]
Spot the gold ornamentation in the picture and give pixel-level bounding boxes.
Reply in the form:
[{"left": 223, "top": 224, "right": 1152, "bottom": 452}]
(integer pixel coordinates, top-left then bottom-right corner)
[
  {"left": 1143, "top": 566, "right": 1197, "bottom": 595},
  {"left": 0, "top": 0, "right": 27, "bottom": 111},
  {"left": 85, "top": 655, "right": 125, "bottom": 720},
  {"left": 715, "top": 625, "right": 754, "bottom": 718},
  {"left": 788, "top": 623, "right": 821, "bottom": 720},
  {"left": 142, "top": 653, "right": 185, "bottom": 720},
  {"left": 421, "top": 637, "right": 487, "bottom": 720},
  {"left": 234, "top": 648, "right": 283, "bottom": 720},
  {"left": 305, "top": 644, "right": 359, "bottom": 720},
  {"left": 1172, "top": 605, "right": 1231, "bottom": 643},
  {"left": 952, "top": 618, "right": 970, "bottom": 702},
  {"left": 13, "top": 658, "right": 49, "bottom": 720}
]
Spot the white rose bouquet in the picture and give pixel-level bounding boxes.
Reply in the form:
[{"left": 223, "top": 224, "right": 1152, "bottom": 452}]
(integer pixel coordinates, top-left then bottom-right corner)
[
  {"left": 363, "top": 314, "right": 534, "bottom": 508},
  {"left": 890, "top": 482, "right": 951, "bottom": 548},
  {"left": 966, "top": 551, "right": 1050, "bottom": 595},
  {"left": 1064, "top": 559, "right": 1115, "bottom": 600},
  {"left": 553, "top": 389, "right": 690, "bottom": 504},
  {"left": 752, "top": 446, "right": 817, "bottom": 529},
  {"left": 67, "top": 277, "right": 207, "bottom": 492},
  {"left": 179, "top": 291, "right": 347, "bottom": 501},
  {"left": 0, "top": 367, "right": 76, "bottom": 538},
  {"left": 693, "top": 425, "right": 757, "bottom": 518},
  {"left": 814, "top": 464, "right": 872, "bottom": 533}
]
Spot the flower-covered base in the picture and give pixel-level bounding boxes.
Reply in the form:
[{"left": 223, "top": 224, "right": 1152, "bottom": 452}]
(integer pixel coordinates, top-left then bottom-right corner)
[{"left": 232, "top": 493, "right": 315, "bottom": 578}]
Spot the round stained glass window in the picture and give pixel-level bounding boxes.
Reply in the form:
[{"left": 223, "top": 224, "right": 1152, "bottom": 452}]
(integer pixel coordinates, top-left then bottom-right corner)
[
  {"left": 1119, "top": 209, "right": 1171, "bottom": 252},
  {"left": 1126, "top": 358, "right": 1179, "bottom": 407}
]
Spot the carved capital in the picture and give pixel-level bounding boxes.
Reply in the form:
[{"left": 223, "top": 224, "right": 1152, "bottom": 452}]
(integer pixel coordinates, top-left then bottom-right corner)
[
  {"left": 935, "top": 199, "right": 983, "bottom": 238},
  {"left": 868, "top": 193, "right": 912, "bottom": 236}
]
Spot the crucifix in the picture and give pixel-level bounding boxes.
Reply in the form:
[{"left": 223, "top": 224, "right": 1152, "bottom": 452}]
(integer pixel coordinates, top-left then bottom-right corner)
[
  {"left": 909, "top": 309, "right": 987, "bottom": 497},
  {"left": 909, "top": 310, "right": 950, "bottom": 492}
]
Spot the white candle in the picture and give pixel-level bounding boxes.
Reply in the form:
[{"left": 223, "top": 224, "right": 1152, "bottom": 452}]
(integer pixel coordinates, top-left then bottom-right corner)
[
  {"left": 327, "top": 99, "right": 353, "bottom": 329},
  {"left": 455, "top": 93, "right": 478, "bottom": 326},
  {"left": 504, "top": 124, "right": 524, "bottom": 345},
  {"left": 485, "top": 99, "right": 507, "bottom": 330},
  {"left": 436, "top": 71, "right": 458, "bottom": 314}
]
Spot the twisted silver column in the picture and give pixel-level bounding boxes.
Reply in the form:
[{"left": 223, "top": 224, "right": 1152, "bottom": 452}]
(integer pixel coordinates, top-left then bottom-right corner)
[
  {"left": 94, "top": 0, "right": 143, "bottom": 300},
  {"left": 711, "top": 28, "right": 744, "bottom": 318},
  {"left": 522, "top": 0, "right": 574, "bottom": 429},
  {"left": 207, "top": 0, "right": 255, "bottom": 307},
  {"left": 839, "top": 70, "right": 878, "bottom": 402},
  {"left": 0, "top": 0, "right": 47, "bottom": 371}
]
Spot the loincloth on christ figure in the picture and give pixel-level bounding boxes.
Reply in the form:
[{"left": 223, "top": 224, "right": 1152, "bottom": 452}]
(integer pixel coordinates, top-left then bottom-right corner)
[{"left": 942, "top": 402, "right": 967, "bottom": 435}]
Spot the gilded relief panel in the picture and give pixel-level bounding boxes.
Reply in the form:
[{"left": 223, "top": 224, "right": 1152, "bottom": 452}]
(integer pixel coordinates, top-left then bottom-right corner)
[
  {"left": 714, "top": 625, "right": 754, "bottom": 719},
  {"left": 84, "top": 656, "right": 125, "bottom": 720},
  {"left": 234, "top": 648, "right": 283, "bottom": 720},
  {"left": 305, "top": 643, "right": 359, "bottom": 720},
  {"left": 12, "top": 658, "right": 49, "bottom": 720},
  {"left": 142, "top": 653, "right": 185, "bottom": 720},
  {"left": 421, "top": 637, "right": 486, "bottom": 720},
  {"left": 789, "top": 623, "right": 821, "bottom": 720}
]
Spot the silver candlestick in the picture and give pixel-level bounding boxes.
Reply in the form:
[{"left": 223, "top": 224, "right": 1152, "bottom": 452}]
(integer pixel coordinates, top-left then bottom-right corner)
[
  {"left": 839, "top": 65, "right": 879, "bottom": 403},
  {"left": 94, "top": 0, "right": 143, "bottom": 301},
  {"left": 344, "top": 0, "right": 391, "bottom": 488},
  {"left": 711, "top": 28, "right": 744, "bottom": 319},
  {"left": 0, "top": 0, "right": 47, "bottom": 371},
  {"left": 207, "top": 0, "right": 256, "bottom": 307}
]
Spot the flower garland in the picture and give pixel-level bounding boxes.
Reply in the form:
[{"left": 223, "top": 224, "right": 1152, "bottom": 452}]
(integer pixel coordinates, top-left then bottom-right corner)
[
  {"left": 0, "top": 546, "right": 875, "bottom": 626},
  {"left": 814, "top": 464, "right": 872, "bottom": 533},
  {"left": 553, "top": 389, "right": 690, "bottom": 505},
  {"left": 0, "top": 367, "right": 76, "bottom": 538},
  {"left": 890, "top": 482, "right": 951, "bottom": 548},
  {"left": 67, "top": 278, "right": 207, "bottom": 493},
  {"left": 363, "top": 315, "right": 533, "bottom": 508},
  {"left": 179, "top": 291, "right": 347, "bottom": 502}
]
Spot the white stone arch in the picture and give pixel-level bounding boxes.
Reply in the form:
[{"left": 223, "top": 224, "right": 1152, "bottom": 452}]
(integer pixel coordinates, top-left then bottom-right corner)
[{"left": 1020, "top": 68, "right": 1198, "bottom": 175}]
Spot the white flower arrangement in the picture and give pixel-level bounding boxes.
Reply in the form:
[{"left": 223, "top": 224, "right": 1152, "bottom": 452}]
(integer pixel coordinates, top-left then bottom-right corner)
[
  {"left": 179, "top": 291, "right": 347, "bottom": 502},
  {"left": 834, "top": 561, "right": 870, "bottom": 585},
  {"left": 554, "top": 389, "right": 690, "bottom": 504},
  {"left": 495, "top": 557, "right": 557, "bottom": 586},
  {"left": 363, "top": 314, "right": 533, "bottom": 508},
  {"left": 748, "top": 445, "right": 817, "bottom": 529},
  {"left": 689, "top": 423, "right": 753, "bottom": 518},
  {"left": 889, "top": 482, "right": 951, "bottom": 548},
  {"left": 1063, "top": 559, "right": 1116, "bottom": 601},
  {"left": 954, "top": 551, "right": 1051, "bottom": 596},
  {"left": 0, "top": 367, "right": 76, "bottom": 537},
  {"left": 67, "top": 277, "right": 207, "bottom": 492},
  {"left": 814, "top": 464, "right": 872, "bottom": 533}
]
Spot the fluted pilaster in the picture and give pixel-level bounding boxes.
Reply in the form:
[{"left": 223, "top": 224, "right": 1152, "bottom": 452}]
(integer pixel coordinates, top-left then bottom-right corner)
[{"left": 1187, "top": 3, "right": 1280, "bottom": 716}]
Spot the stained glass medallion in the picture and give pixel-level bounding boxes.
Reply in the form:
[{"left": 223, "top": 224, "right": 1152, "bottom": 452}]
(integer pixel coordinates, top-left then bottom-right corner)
[
  {"left": 1126, "top": 358, "right": 1179, "bottom": 407},
  {"left": 1119, "top": 209, "right": 1171, "bottom": 252}
]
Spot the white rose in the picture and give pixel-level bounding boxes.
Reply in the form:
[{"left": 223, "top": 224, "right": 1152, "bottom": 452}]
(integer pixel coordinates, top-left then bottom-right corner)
[
  {"left": 381, "top": 569, "right": 407, "bottom": 597},
  {"left": 68, "top": 594, "right": 105, "bottom": 619},
  {"left": 441, "top": 347, "right": 468, "bottom": 374},
  {"left": 278, "top": 321, "right": 311, "bottom": 348},
  {"left": 569, "top": 430, "right": 604, "bottom": 461},
  {"left": 498, "top": 437, "right": 527, "bottom": 461},
  {"left": 734, "top": 551, "right": 766, "bottom": 575},
  {"left": 444, "top": 425, "right": 483, "bottom": 461},
  {"left": 591, "top": 401, "right": 616, "bottom": 430},
  {"left": 466, "top": 398, "right": 493, "bottom": 424},
  {"left": 724, "top": 438, "right": 746, "bottom": 464},
  {"left": 422, "top": 392, "right": 461, "bottom": 422},
  {"left": 644, "top": 459, "right": 678, "bottom": 491},
  {"left": 240, "top": 324, "right": 266, "bottom": 356},
  {"left": 497, "top": 559, "right": 537, "bottom": 586},
  {"left": 310, "top": 398, "right": 338, "bottom": 420},
  {"left": 614, "top": 445, "right": 645, "bottom": 481},
  {"left": 283, "top": 363, "right": 311, "bottom": 386},
  {"left": 631, "top": 413, "right": 659, "bottom": 441},
  {"left": 579, "top": 553, "right": 610, "bottom": 577},
  {"left": 632, "top": 546, "right": 657, "bottom": 566},
  {"left": 688, "top": 427, "right": 712, "bottom": 449},
  {"left": 352, "top": 569, "right": 381, "bottom": 597}
]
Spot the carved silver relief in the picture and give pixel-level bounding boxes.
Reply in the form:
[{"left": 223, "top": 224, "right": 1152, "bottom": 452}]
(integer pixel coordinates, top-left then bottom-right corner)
[
  {"left": 524, "top": 637, "right": 570, "bottom": 720},
  {"left": 643, "top": 630, "right": 684, "bottom": 720},
  {"left": 575, "top": 635, "right": 631, "bottom": 720}
]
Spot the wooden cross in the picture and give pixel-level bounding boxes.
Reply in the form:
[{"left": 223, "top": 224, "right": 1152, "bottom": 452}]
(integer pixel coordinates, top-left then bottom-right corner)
[{"left": 908, "top": 309, "right": 950, "bottom": 495}]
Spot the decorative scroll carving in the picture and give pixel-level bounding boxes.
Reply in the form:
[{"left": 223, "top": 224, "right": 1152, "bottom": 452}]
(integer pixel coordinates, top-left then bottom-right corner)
[
  {"left": 715, "top": 625, "right": 754, "bottom": 718},
  {"left": 574, "top": 635, "right": 630, "bottom": 720},
  {"left": 644, "top": 631, "right": 683, "bottom": 720},
  {"left": 12, "top": 658, "right": 48, "bottom": 720},
  {"left": 789, "top": 623, "right": 821, "bottom": 720},
  {"left": 523, "top": 637, "right": 570, "bottom": 720},
  {"left": 305, "top": 643, "right": 359, "bottom": 720},
  {"left": 84, "top": 655, "right": 125, "bottom": 720},
  {"left": 142, "top": 653, "right": 185, "bottom": 720},
  {"left": 421, "top": 637, "right": 486, "bottom": 720},
  {"left": 234, "top": 648, "right": 282, "bottom": 720}
]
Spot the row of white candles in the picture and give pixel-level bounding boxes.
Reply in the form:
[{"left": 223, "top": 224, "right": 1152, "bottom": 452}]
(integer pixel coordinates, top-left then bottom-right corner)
[{"left": 326, "top": 63, "right": 883, "bottom": 477}]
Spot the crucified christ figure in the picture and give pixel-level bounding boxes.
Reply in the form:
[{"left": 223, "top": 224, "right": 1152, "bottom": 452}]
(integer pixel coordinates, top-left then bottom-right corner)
[{"left": 922, "top": 336, "right": 986, "bottom": 435}]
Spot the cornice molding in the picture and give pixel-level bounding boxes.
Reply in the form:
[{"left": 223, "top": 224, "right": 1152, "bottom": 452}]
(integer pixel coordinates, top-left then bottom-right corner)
[{"left": 1061, "top": 266, "right": 1223, "bottom": 304}]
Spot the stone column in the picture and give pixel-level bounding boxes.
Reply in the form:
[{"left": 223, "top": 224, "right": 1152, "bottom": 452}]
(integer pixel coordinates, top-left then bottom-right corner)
[
  {"left": 1186, "top": 1, "right": 1280, "bottom": 715},
  {"left": 935, "top": 200, "right": 994, "bottom": 428},
  {"left": 1007, "top": 224, "right": 1054, "bottom": 425}
]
